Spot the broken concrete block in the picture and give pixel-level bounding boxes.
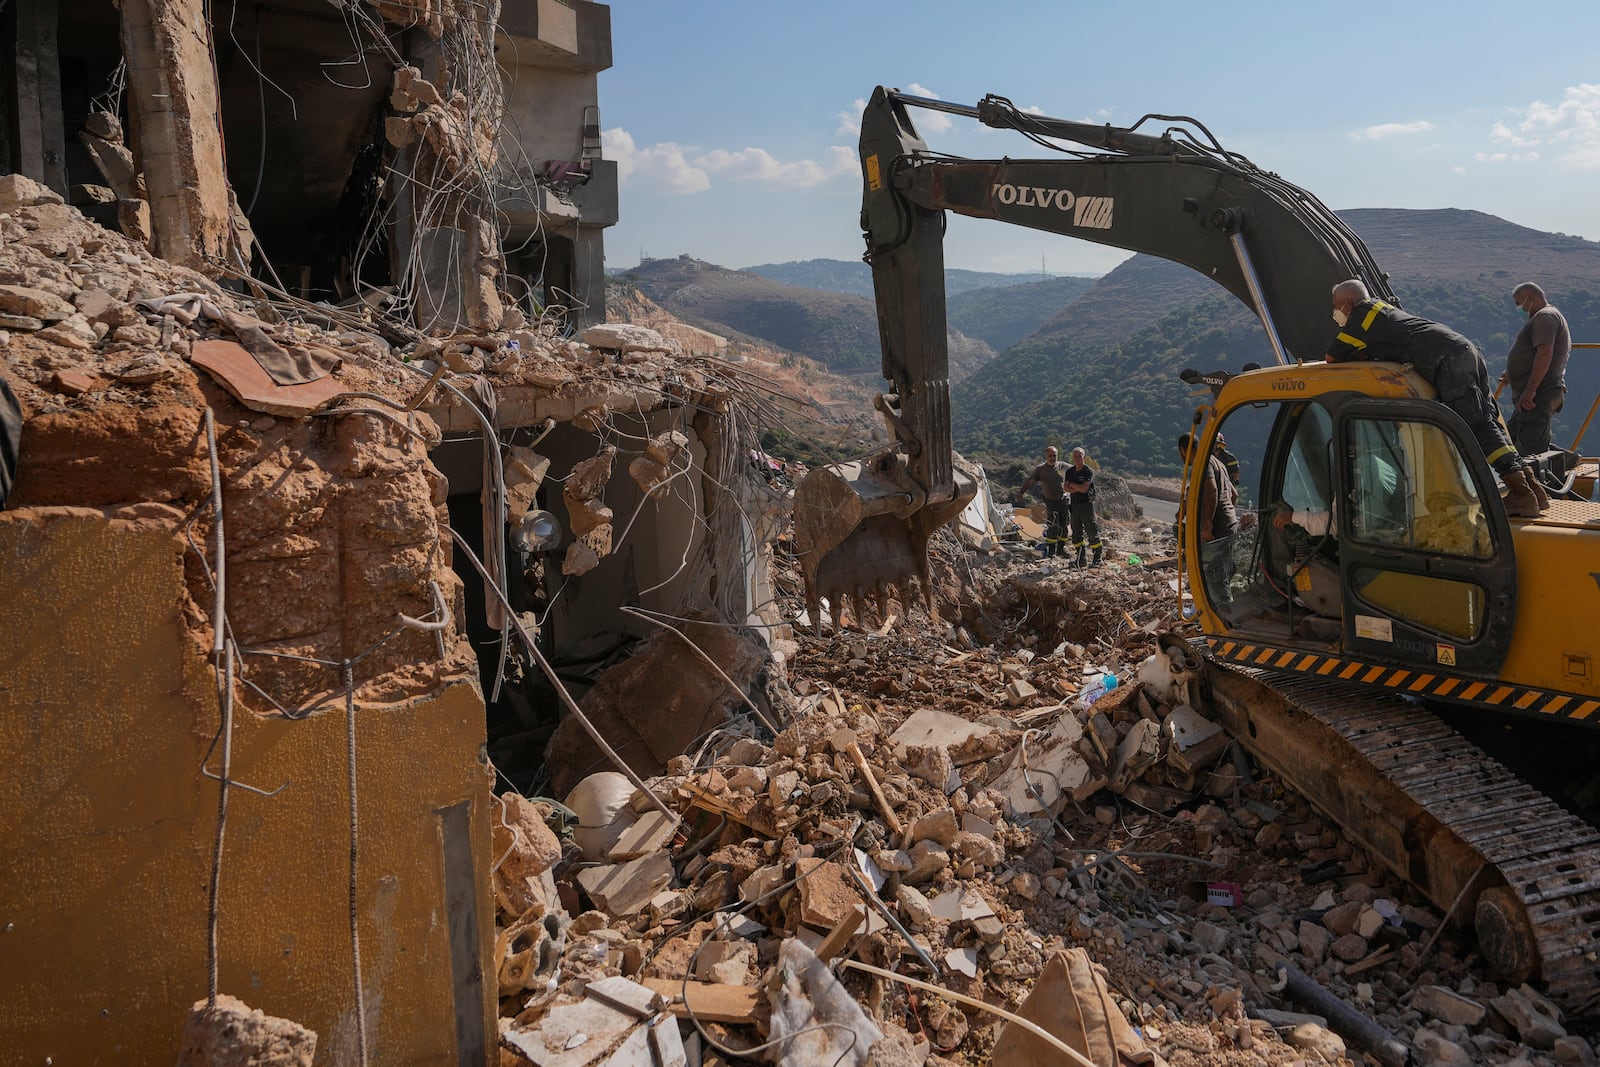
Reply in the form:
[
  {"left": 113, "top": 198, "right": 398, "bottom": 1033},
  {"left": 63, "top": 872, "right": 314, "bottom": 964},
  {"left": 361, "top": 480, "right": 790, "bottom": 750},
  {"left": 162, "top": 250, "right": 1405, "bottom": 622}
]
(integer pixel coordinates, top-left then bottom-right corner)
[
  {"left": 502, "top": 977, "right": 686, "bottom": 1067},
  {"left": 903, "top": 840, "right": 949, "bottom": 885},
  {"left": 1411, "top": 1029, "right": 1473, "bottom": 1067},
  {"left": 695, "top": 938, "right": 754, "bottom": 986},
  {"left": 575, "top": 852, "right": 675, "bottom": 919},
  {"left": 117, "top": 198, "right": 152, "bottom": 246},
  {"left": 1296, "top": 920, "right": 1331, "bottom": 964},
  {"left": 1163, "top": 704, "right": 1229, "bottom": 775},
  {"left": 1286, "top": 1023, "right": 1346, "bottom": 1062},
  {"left": 0, "top": 174, "right": 64, "bottom": 212},
  {"left": 739, "top": 863, "right": 785, "bottom": 904},
  {"left": 992, "top": 711, "right": 1100, "bottom": 813},
  {"left": 492, "top": 792, "right": 564, "bottom": 916},
  {"left": 890, "top": 707, "right": 995, "bottom": 758},
  {"left": 577, "top": 523, "right": 612, "bottom": 559},
  {"left": 581, "top": 322, "right": 674, "bottom": 353},
  {"left": 1491, "top": 984, "right": 1566, "bottom": 1049},
  {"left": 1111, "top": 718, "right": 1163, "bottom": 790},
  {"left": 952, "top": 831, "right": 1002, "bottom": 869},
  {"left": 565, "top": 447, "right": 616, "bottom": 502},
  {"left": 0, "top": 284, "right": 76, "bottom": 323},
  {"left": 1004, "top": 678, "right": 1038, "bottom": 707},
  {"left": 795, "top": 858, "right": 860, "bottom": 930},
  {"left": 35, "top": 317, "right": 98, "bottom": 350},
  {"left": 1321, "top": 900, "right": 1362, "bottom": 937},
  {"left": 895, "top": 884, "right": 934, "bottom": 931},
  {"left": 910, "top": 807, "right": 959, "bottom": 848},
  {"left": 566, "top": 496, "right": 614, "bottom": 537},
  {"left": 74, "top": 289, "right": 137, "bottom": 326},
  {"left": 1413, "top": 985, "right": 1486, "bottom": 1027},
  {"left": 502, "top": 445, "right": 551, "bottom": 521},
  {"left": 645, "top": 429, "right": 689, "bottom": 468},
  {"left": 562, "top": 537, "right": 600, "bottom": 576},
  {"left": 384, "top": 115, "right": 416, "bottom": 148},
  {"left": 177, "top": 995, "right": 316, "bottom": 1067}
]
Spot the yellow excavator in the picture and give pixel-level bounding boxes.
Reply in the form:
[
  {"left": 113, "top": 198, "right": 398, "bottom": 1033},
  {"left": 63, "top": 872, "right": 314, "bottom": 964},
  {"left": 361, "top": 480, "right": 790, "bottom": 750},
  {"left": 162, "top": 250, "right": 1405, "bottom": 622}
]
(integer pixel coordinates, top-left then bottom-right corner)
[{"left": 794, "top": 86, "right": 1600, "bottom": 1015}]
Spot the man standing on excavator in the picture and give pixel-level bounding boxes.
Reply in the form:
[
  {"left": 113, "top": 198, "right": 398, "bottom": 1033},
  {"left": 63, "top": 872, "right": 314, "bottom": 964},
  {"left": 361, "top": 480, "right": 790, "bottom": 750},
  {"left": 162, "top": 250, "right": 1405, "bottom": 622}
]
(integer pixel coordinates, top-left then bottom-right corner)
[
  {"left": 1324, "top": 279, "right": 1546, "bottom": 516},
  {"left": 1019, "top": 445, "right": 1069, "bottom": 558},
  {"left": 1500, "top": 282, "right": 1570, "bottom": 457},
  {"left": 1064, "top": 447, "right": 1103, "bottom": 567}
]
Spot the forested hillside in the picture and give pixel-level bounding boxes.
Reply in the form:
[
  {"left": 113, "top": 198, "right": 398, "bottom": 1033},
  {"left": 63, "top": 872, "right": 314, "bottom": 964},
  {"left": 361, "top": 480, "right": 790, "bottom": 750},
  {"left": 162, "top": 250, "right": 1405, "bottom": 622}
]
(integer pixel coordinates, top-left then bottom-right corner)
[
  {"left": 956, "top": 209, "right": 1600, "bottom": 479},
  {"left": 948, "top": 276, "right": 1096, "bottom": 352}
]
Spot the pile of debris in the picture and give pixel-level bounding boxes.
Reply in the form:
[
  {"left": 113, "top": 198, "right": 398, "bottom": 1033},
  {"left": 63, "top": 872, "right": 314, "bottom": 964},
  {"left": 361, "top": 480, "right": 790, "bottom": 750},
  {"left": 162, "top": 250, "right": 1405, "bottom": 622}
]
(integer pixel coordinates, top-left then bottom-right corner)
[{"left": 484, "top": 546, "right": 1596, "bottom": 1067}]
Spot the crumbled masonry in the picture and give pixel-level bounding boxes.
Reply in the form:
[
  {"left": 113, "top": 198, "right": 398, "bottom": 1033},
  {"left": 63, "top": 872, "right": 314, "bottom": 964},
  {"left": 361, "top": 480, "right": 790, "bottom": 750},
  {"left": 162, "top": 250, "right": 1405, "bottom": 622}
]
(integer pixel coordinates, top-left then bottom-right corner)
[{"left": 486, "top": 524, "right": 1594, "bottom": 1067}]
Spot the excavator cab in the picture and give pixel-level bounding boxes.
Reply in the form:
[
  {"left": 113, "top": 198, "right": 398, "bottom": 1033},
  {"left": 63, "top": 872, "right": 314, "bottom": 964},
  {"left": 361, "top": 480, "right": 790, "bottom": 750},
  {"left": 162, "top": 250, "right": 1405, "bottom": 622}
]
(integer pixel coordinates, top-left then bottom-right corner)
[{"left": 1183, "top": 364, "right": 1519, "bottom": 679}]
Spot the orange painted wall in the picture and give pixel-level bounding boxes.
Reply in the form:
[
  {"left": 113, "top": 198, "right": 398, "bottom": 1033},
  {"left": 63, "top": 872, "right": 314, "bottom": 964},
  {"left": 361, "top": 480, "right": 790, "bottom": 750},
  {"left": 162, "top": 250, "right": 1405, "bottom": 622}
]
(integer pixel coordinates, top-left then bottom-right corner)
[{"left": 0, "top": 507, "right": 496, "bottom": 1064}]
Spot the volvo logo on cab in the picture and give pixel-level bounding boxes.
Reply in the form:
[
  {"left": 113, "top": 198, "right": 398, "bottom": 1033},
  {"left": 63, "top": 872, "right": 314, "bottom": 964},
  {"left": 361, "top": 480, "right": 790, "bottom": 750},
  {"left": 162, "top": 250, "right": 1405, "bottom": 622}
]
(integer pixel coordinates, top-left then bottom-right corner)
[
  {"left": 1271, "top": 380, "right": 1308, "bottom": 392},
  {"left": 992, "top": 184, "right": 1114, "bottom": 229}
]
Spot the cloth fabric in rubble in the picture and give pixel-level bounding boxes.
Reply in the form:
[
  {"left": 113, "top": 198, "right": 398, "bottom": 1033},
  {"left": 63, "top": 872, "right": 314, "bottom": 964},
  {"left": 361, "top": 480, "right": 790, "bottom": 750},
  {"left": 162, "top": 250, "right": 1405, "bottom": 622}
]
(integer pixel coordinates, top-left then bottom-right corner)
[
  {"left": 767, "top": 938, "right": 884, "bottom": 1067},
  {"left": 137, "top": 292, "right": 340, "bottom": 386},
  {"left": 991, "top": 947, "right": 1162, "bottom": 1067}
]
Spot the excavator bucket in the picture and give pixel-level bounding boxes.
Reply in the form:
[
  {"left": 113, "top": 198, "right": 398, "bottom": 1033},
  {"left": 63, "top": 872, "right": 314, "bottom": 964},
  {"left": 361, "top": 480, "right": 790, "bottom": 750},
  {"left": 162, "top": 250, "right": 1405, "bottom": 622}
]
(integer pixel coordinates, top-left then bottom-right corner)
[{"left": 793, "top": 457, "right": 975, "bottom": 632}]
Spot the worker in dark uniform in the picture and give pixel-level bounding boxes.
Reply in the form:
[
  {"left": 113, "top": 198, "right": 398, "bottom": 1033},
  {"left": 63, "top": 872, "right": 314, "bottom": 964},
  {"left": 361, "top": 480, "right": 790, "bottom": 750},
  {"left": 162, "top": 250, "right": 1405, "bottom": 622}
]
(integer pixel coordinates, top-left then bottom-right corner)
[
  {"left": 1064, "top": 447, "right": 1103, "bottom": 567},
  {"left": 1325, "top": 279, "right": 1544, "bottom": 516},
  {"left": 1178, "top": 433, "right": 1240, "bottom": 601},
  {"left": 1019, "top": 445, "right": 1069, "bottom": 557},
  {"left": 1213, "top": 433, "right": 1241, "bottom": 487}
]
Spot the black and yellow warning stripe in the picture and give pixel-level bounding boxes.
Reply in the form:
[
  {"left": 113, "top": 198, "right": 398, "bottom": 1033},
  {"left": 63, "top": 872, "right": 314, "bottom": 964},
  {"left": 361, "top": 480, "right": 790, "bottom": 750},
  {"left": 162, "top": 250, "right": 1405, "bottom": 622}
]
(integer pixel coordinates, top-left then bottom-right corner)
[{"left": 1205, "top": 637, "right": 1600, "bottom": 723}]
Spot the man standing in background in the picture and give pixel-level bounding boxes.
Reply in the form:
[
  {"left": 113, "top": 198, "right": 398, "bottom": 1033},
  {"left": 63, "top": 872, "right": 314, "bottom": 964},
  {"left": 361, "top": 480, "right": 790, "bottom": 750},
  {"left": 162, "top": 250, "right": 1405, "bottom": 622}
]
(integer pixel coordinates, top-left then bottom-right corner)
[
  {"left": 1178, "top": 433, "right": 1240, "bottom": 601},
  {"left": 1064, "top": 447, "right": 1103, "bottom": 567},
  {"left": 1019, "top": 445, "right": 1069, "bottom": 558},
  {"left": 1501, "top": 282, "right": 1570, "bottom": 457}
]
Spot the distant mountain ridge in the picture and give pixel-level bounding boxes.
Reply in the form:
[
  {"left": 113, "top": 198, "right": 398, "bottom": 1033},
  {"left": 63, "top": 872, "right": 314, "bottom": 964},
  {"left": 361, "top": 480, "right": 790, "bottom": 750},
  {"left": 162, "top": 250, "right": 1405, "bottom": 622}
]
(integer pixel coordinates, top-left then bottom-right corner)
[
  {"left": 741, "top": 258, "right": 1092, "bottom": 300},
  {"left": 954, "top": 207, "right": 1600, "bottom": 475}
]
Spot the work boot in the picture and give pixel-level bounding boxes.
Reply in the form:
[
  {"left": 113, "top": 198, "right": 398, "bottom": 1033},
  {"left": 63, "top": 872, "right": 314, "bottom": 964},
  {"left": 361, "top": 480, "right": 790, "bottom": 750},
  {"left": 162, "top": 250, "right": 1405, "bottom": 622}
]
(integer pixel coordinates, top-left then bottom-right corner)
[
  {"left": 1501, "top": 468, "right": 1543, "bottom": 517},
  {"left": 1091, "top": 545, "right": 1103, "bottom": 567},
  {"left": 1075, "top": 544, "right": 1087, "bottom": 568}
]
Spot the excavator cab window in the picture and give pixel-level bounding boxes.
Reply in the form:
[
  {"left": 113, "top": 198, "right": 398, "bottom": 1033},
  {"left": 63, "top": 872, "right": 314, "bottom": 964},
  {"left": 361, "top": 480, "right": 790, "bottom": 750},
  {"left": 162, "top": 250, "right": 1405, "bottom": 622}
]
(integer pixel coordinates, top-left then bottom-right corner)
[
  {"left": 1342, "top": 416, "right": 1496, "bottom": 643},
  {"left": 1334, "top": 403, "right": 1515, "bottom": 669}
]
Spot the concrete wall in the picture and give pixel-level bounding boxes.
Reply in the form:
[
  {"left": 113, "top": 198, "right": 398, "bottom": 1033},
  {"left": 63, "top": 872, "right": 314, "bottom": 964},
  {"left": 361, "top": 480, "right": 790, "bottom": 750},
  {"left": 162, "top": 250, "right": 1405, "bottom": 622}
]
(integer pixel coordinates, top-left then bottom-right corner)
[{"left": 0, "top": 507, "right": 496, "bottom": 1065}]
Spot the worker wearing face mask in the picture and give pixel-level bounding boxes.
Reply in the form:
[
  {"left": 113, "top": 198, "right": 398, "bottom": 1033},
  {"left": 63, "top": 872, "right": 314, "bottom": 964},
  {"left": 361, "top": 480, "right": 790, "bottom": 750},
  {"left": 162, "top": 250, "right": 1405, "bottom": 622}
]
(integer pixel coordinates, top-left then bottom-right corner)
[
  {"left": 1323, "top": 278, "right": 1544, "bottom": 517},
  {"left": 1498, "top": 282, "right": 1570, "bottom": 457}
]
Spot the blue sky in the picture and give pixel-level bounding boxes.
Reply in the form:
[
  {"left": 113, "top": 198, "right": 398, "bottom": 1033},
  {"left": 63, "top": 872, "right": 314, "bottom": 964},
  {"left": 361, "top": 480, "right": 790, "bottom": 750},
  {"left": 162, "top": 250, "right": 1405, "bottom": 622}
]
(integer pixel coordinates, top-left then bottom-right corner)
[{"left": 599, "top": 1, "right": 1600, "bottom": 276}]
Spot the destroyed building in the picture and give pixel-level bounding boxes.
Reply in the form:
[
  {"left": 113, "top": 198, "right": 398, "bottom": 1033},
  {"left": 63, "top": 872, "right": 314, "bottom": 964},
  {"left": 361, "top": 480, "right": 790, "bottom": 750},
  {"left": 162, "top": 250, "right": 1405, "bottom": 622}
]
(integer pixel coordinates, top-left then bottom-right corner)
[{"left": 0, "top": 1, "right": 785, "bottom": 1063}]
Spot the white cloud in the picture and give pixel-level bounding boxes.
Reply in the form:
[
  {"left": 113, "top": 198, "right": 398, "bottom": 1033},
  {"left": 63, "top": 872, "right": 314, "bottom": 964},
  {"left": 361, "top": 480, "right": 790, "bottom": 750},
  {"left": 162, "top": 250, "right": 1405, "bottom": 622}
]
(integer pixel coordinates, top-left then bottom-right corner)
[
  {"left": 1352, "top": 120, "right": 1434, "bottom": 140},
  {"left": 904, "top": 83, "right": 953, "bottom": 133},
  {"left": 1493, "top": 84, "right": 1600, "bottom": 168},
  {"left": 836, "top": 98, "right": 868, "bottom": 137},
  {"left": 604, "top": 127, "right": 854, "bottom": 192},
  {"left": 702, "top": 145, "right": 856, "bottom": 188},
  {"left": 1475, "top": 150, "right": 1541, "bottom": 164},
  {"left": 603, "top": 127, "right": 710, "bottom": 193}
]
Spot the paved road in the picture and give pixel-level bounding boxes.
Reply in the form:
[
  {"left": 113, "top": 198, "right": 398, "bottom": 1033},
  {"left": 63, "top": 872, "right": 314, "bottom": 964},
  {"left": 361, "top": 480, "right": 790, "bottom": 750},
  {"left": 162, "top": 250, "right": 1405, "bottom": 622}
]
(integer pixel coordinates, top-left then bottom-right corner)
[{"left": 1132, "top": 494, "right": 1177, "bottom": 525}]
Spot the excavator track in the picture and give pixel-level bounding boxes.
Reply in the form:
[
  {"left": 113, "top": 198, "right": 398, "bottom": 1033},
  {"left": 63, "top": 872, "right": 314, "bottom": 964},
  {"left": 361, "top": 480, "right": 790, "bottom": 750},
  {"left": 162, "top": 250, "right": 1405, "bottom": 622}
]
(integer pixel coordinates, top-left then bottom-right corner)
[{"left": 1206, "top": 660, "right": 1600, "bottom": 1018}]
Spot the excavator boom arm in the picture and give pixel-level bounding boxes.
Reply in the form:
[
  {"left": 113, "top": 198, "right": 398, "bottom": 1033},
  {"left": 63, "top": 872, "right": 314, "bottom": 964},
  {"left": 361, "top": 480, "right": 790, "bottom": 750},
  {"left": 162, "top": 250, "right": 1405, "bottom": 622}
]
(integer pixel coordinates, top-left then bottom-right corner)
[{"left": 858, "top": 86, "right": 1394, "bottom": 500}]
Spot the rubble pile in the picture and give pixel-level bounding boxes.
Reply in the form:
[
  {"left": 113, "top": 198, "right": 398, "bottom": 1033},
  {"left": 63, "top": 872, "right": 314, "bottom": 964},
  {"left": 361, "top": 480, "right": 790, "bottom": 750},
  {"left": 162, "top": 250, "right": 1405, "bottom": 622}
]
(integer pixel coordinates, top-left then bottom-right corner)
[{"left": 485, "top": 543, "right": 1597, "bottom": 1066}]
